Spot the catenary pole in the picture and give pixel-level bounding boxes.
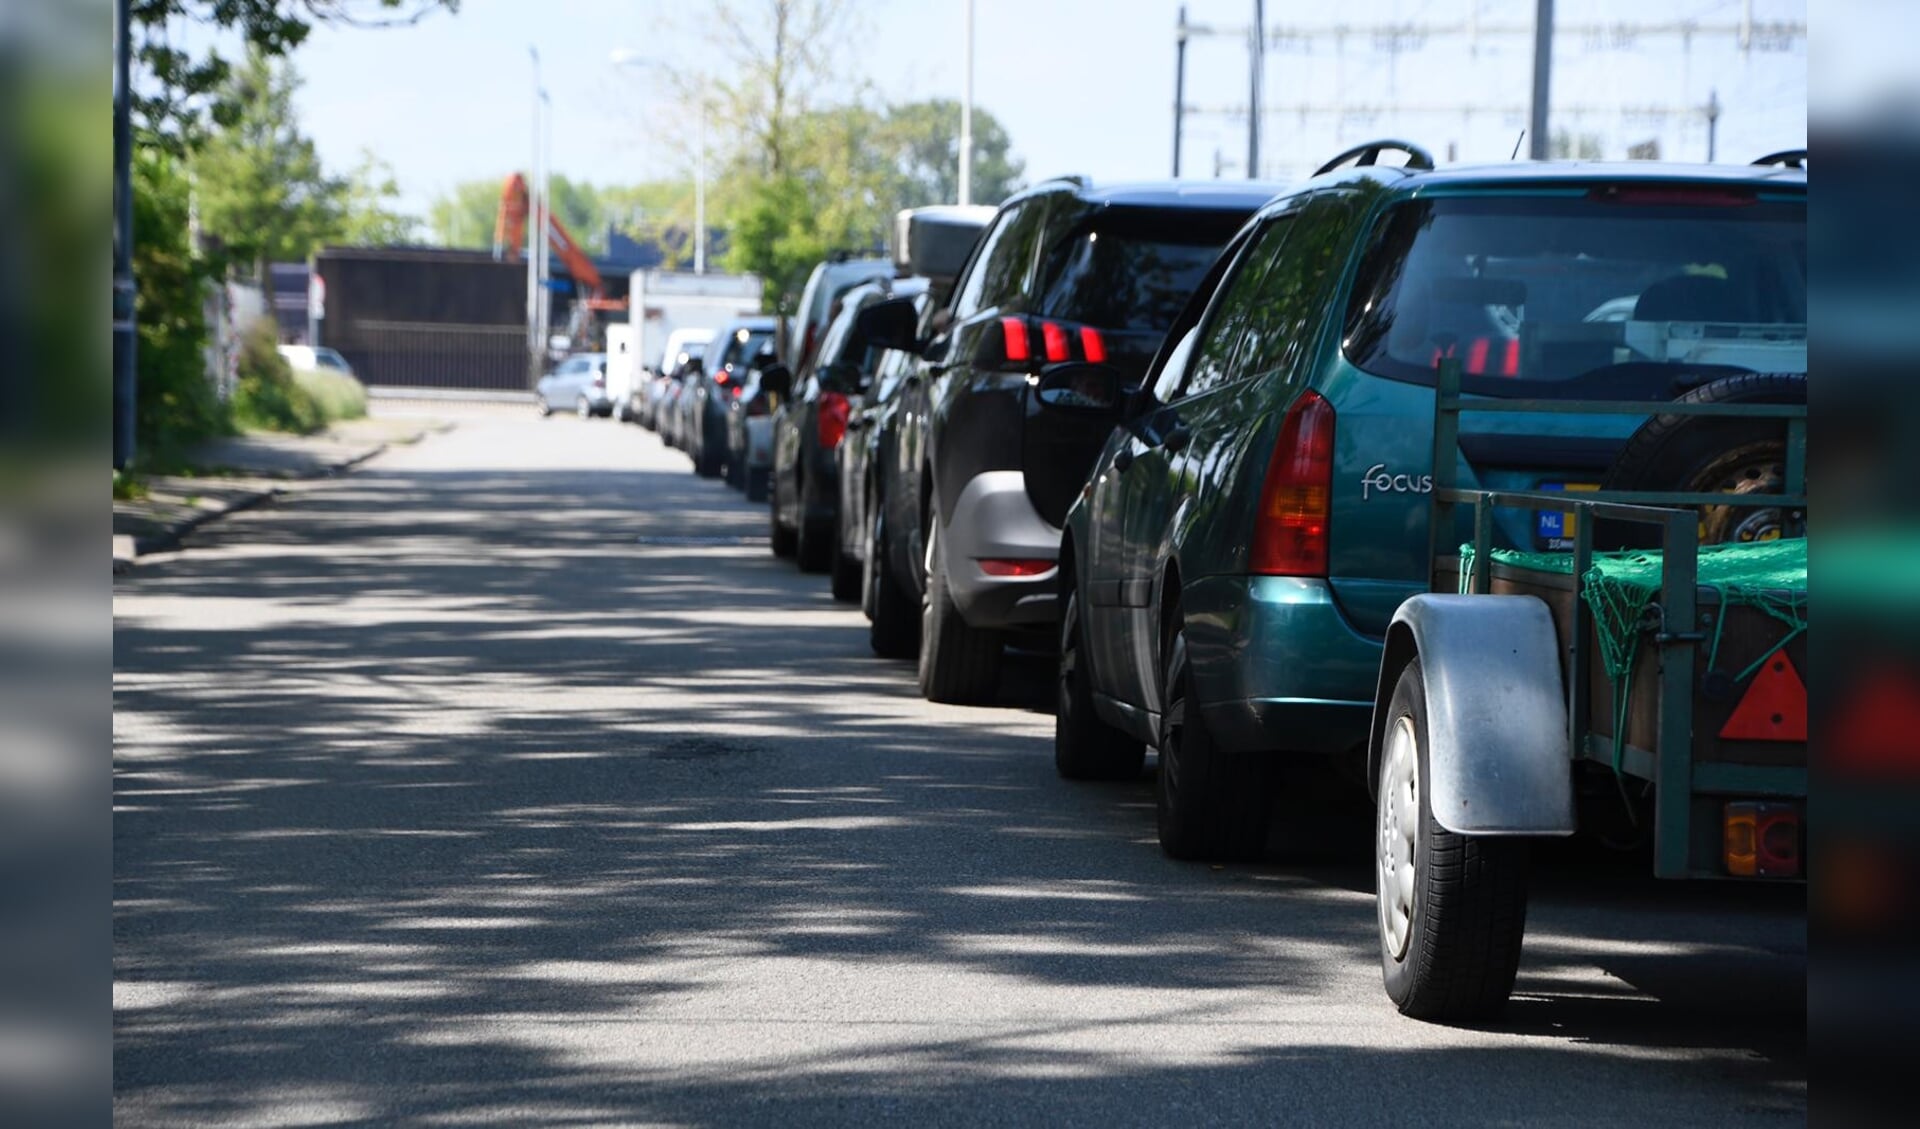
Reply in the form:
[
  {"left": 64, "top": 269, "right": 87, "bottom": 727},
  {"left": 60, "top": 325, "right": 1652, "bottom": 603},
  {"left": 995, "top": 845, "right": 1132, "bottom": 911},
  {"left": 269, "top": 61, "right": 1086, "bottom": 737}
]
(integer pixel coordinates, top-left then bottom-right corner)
[
  {"left": 1173, "top": 5, "right": 1188, "bottom": 176},
  {"left": 1528, "top": 0, "right": 1553, "bottom": 160},
  {"left": 959, "top": 0, "right": 975, "bottom": 205}
]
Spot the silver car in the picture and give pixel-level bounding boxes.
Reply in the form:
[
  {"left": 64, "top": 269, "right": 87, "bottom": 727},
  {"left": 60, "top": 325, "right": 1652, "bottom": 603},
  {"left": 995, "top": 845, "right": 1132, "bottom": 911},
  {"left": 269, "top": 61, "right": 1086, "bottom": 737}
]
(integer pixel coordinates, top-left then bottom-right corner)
[{"left": 534, "top": 353, "right": 611, "bottom": 418}]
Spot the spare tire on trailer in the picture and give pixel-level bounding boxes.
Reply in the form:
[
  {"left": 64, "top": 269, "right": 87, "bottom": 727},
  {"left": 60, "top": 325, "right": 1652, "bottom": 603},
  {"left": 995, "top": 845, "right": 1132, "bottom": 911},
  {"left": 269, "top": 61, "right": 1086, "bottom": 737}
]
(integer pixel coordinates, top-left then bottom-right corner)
[{"left": 1597, "top": 372, "right": 1806, "bottom": 549}]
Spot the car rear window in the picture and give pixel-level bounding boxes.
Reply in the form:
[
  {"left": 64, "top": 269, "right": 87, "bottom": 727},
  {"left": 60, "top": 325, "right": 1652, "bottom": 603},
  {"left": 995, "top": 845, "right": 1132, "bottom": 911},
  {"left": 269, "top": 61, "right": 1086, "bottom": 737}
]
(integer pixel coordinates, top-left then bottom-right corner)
[
  {"left": 1035, "top": 208, "right": 1244, "bottom": 333},
  {"left": 1342, "top": 190, "right": 1806, "bottom": 397},
  {"left": 712, "top": 329, "right": 773, "bottom": 371}
]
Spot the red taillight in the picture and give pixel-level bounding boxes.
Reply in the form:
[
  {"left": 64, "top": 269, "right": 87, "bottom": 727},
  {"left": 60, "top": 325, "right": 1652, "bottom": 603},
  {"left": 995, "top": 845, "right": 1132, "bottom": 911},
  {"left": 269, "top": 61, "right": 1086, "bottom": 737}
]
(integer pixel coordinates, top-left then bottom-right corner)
[
  {"left": 714, "top": 370, "right": 732, "bottom": 387},
  {"left": 977, "top": 558, "right": 1055, "bottom": 578},
  {"left": 1041, "top": 321, "right": 1070, "bottom": 363},
  {"left": 818, "top": 391, "right": 851, "bottom": 449},
  {"left": 1249, "top": 391, "right": 1335, "bottom": 576},
  {"left": 1080, "top": 326, "right": 1107, "bottom": 364},
  {"left": 1000, "top": 317, "right": 1031, "bottom": 363}
]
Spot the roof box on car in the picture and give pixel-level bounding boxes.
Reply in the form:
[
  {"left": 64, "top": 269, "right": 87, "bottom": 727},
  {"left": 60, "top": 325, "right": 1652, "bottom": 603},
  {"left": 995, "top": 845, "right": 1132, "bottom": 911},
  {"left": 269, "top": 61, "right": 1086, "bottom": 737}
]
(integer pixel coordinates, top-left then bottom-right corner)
[{"left": 891, "top": 205, "right": 996, "bottom": 290}]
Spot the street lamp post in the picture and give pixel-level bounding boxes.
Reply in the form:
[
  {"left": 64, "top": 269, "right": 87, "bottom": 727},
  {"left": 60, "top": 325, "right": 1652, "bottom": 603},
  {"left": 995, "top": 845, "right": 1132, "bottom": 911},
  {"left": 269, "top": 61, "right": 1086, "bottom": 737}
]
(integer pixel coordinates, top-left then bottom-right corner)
[
  {"left": 611, "top": 50, "right": 708, "bottom": 274},
  {"left": 527, "top": 47, "right": 544, "bottom": 383}
]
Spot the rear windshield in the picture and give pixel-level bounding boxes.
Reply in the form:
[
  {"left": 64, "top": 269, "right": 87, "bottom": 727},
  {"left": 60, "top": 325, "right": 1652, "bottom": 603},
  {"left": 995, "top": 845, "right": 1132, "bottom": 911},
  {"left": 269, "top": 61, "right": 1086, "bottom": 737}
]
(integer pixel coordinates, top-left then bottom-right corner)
[
  {"left": 1036, "top": 209, "right": 1244, "bottom": 333},
  {"left": 1341, "top": 191, "right": 1806, "bottom": 397},
  {"left": 711, "top": 328, "right": 773, "bottom": 371}
]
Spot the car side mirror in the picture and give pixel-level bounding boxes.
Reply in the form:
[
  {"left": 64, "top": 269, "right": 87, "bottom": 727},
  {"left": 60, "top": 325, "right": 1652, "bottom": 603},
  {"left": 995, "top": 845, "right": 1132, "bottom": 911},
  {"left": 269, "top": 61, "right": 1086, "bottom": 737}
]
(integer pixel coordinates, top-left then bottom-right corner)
[
  {"left": 1034, "top": 362, "right": 1125, "bottom": 414},
  {"left": 853, "top": 297, "right": 920, "bottom": 354},
  {"left": 757, "top": 362, "right": 793, "bottom": 399}
]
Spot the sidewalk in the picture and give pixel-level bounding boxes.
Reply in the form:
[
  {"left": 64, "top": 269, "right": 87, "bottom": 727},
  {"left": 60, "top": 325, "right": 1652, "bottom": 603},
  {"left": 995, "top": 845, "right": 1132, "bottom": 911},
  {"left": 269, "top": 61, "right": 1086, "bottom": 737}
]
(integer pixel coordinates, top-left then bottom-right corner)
[{"left": 113, "top": 415, "right": 452, "bottom": 572}]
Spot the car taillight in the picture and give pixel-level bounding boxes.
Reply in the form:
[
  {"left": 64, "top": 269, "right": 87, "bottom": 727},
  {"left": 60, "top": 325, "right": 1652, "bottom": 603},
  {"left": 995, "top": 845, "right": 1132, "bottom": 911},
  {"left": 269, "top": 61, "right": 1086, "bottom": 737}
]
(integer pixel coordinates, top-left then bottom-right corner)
[
  {"left": 985, "top": 317, "right": 1112, "bottom": 371},
  {"left": 1249, "top": 391, "right": 1335, "bottom": 577},
  {"left": 1041, "top": 321, "right": 1070, "bottom": 363},
  {"left": 1000, "top": 317, "right": 1031, "bottom": 364},
  {"left": 818, "top": 391, "right": 851, "bottom": 449},
  {"left": 1080, "top": 326, "right": 1107, "bottom": 363},
  {"left": 977, "top": 558, "right": 1054, "bottom": 578}
]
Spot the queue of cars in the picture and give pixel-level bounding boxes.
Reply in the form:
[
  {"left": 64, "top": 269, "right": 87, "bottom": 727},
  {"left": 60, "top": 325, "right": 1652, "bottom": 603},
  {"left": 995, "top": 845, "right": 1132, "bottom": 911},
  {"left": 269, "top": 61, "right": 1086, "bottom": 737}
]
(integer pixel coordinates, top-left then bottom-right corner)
[{"left": 622, "top": 144, "right": 1808, "bottom": 1020}]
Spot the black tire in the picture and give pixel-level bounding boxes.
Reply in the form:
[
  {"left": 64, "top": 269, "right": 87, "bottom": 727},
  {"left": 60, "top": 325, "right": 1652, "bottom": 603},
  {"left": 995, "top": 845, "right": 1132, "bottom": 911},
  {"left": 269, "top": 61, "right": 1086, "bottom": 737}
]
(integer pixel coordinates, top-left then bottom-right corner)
[
  {"left": 1376, "top": 658, "right": 1530, "bottom": 1023},
  {"left": 746, "top": 465, "right": 771, "bottom": 504},
  {"left": 1055, "top": 589, "right": 1146, "bottom": 781},
  {"left": 725, "top": 449, "right": 744, "bottom": 490},
  {"left": 918, "top": 521, "right": 1002, "bottom": 704},
  {"left": 1156, "top": 628, "right": 1275, "bottom": 861},
  {"left": 867, "top": 508, "right": 919, "bottom": 659},
  {"left": 795, "top": 473, "right": 833, "bottom": 574},
  {"left": 1598, "top": 372, "right": 1807, "bottom": 548},
  {"left": 769, "top": 492, "right": 797, "bottom": 558},
  {"left": 829, "top": 511, "right": 863, "bottom": 603}
]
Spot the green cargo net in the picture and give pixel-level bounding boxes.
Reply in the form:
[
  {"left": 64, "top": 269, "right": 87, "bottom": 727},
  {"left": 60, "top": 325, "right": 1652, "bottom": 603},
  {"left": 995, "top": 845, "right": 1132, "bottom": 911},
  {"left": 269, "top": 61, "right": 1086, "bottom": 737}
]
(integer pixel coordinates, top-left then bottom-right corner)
[{"left": 1459, "top": 537, "right": 1808, "bottom": 782}]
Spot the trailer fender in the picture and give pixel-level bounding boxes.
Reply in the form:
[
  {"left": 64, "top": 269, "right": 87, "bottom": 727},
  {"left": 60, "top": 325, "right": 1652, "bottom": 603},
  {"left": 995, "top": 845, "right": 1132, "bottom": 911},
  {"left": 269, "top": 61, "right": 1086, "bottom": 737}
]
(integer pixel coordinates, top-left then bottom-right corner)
[{"left": 1367, "top": 594, "right": 1575, "bottom": 837}]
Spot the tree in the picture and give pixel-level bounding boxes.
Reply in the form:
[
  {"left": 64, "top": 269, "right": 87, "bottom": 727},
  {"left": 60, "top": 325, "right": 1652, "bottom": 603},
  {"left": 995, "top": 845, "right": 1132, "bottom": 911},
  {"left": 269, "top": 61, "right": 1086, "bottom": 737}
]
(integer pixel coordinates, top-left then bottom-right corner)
[
  {"left": 190, "top": 49, "right": 346, "bottom": 285},
  {"left": 132, "top": 149, "right": 228, "bottom": 450},
  {"left": 426, "top": 179, "right": 504, "bottom": 251},
  {"left": 338, "top": 153, "right": 419, "bottom": 246},
  {"left": 133, "top": 1, "right": 460, "bottom": 150},
  {"left": 881, "top": 99, "right": 1024, "bottom": 208}
]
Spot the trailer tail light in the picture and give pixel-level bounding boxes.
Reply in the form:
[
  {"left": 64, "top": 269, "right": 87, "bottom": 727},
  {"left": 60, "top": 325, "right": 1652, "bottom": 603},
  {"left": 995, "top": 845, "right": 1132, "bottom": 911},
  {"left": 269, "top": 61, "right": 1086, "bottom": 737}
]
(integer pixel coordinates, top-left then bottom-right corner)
[
  {"left": 978, "top": 558, "right": 1055, "bottom": 578},
  {"left": 818, "top": 391, "right": 851, "bottom": 450},
  {"left": 1723, "top": 802, "right": 1801, "bottom": 878},
  {"left": 1250, "top": 391, "right": 1335, "bottom": 576}
]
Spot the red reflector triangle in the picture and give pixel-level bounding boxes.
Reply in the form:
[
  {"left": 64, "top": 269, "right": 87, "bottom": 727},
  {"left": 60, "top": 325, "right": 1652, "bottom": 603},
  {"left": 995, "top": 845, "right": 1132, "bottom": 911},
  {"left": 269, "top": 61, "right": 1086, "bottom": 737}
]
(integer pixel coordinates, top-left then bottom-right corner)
[{"left": 1719, "top": 652, "right": 1808, "bottom": 743}]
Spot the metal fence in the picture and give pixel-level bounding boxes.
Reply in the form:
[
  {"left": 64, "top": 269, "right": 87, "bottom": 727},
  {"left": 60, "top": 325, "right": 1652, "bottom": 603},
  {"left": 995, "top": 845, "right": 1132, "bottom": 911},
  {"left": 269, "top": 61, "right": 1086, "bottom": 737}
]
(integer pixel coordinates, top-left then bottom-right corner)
[{"left": 316, "top": 248, "right": 535, "bottom": 392}]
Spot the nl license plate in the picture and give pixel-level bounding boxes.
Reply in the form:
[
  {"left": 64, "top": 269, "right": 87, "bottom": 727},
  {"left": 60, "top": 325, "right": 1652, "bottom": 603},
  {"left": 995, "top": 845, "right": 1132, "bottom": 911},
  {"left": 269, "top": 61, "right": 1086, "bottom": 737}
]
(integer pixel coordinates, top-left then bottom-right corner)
[{"left": 1535, "top": 482, "right": 1599, "bottom": 550}]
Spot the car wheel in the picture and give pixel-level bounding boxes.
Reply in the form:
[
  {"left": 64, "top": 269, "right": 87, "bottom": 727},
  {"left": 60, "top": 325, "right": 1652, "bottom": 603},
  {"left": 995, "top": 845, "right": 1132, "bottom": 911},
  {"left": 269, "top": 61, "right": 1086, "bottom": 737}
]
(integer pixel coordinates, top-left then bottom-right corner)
[
  {"left": 696, "top": 439, "right": 722, "bottom": 479},
  {"left": 769, "top": 487, "right": 797, "bottom": 559},
  {"left": 1055, "top": 589, "right": 1146, "bottom": 780},
  {"left": 917, "top": 520, "right": 1001, "bottom": 704},
  {"left": 1377, "top": 657, "right": 1530, "bottom": 1022},
  {"left": 795, "top": 473, "right": 833, "bottom": 574},
  {"left": 537, "top": 393, "right": 552, "bottom": 418},
  {"left": 829, "top": 506, "right": 862, "bottom": 602},
  {"left": 576, "top": 395, "right": 592, "bottom": 420},
  {"left": 1156, "top": 625, "right": 1275, "bottom": 861},
  {"left": 867, "top": 509, "right": 919, "bottom": 658}
]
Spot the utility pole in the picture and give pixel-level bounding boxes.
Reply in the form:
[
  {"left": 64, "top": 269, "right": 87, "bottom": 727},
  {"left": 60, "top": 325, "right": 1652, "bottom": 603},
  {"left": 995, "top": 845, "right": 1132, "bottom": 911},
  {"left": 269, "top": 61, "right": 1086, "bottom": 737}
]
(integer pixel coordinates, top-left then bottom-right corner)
[
  {"left": 1528, "top": 0, "right": 1553, "bottom": 160},
  {"left": 113, "top": 0, "right": 136, "bottom": 469},
  {"left": 1247, "top": 0, "right": 1264, "bottom": 178},
  {"left": 1173, "top": 5, "right": 1189, "bottom": 176},
  {"left": 959, "top": 0, "right": 975, "bottom": 205},
  {"left": 538, "top": 90, "right": 553, "bottom": 356},
  {"left": 695, "top": 98, "right": 708, "bottom": 273},
  {"left": 527, "top": 47, "right": 542, "bottom": 383},
  {"left": 1706, "top": 88, "right": 1721, "bottom": 162}
]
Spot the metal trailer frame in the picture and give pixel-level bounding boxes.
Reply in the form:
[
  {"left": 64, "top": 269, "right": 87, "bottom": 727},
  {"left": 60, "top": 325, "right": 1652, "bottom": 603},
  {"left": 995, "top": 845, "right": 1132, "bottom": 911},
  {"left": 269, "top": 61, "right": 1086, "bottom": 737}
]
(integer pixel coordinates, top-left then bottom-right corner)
[{"left": 1423, "top": 358, "right": 1807, "bottom": 880}]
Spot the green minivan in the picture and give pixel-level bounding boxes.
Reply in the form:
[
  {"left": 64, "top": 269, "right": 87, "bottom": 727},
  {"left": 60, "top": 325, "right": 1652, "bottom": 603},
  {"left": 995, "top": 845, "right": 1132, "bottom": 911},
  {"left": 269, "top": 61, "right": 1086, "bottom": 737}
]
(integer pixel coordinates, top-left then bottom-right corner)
[{"left": 1047, "top": 142, "right": 1808, "bottom": 860}]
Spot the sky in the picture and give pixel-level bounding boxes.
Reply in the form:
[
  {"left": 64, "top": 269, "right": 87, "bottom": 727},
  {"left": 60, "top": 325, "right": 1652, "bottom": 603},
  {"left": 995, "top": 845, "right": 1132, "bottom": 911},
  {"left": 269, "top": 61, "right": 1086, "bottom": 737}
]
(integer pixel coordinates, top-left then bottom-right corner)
[{"left": 270, "top": 0, "right": 1813, "bottom": 221}]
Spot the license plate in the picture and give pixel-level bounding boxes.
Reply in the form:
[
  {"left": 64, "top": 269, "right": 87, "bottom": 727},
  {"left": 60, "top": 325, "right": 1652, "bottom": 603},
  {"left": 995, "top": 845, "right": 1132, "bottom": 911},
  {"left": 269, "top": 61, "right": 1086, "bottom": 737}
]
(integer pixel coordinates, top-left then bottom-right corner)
[{"left": 1536, "top": 482, "right": 1599, "bottom": 550}]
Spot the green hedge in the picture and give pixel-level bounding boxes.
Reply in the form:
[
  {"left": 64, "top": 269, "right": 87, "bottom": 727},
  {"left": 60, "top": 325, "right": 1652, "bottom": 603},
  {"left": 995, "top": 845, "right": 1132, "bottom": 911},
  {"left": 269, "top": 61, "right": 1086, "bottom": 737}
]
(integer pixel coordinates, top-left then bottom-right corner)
[{"left": 292, "top": 367, "right": 368, "bottom": 422}]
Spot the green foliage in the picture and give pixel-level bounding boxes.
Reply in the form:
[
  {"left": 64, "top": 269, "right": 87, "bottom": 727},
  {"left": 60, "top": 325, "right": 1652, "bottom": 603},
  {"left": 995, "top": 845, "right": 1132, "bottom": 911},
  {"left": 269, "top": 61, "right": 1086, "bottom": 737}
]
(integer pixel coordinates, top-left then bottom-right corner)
[
  {"left": 133, "top": 1, "right": 461, "bottom": 149},
  {"left": 426, "top": 178, "right": 506, "bottom": 251},
  {"left": 291, "top": 367, "right": 369, "bottom": 421},
  {"left": 190, "top": 50, "right": 346, "bottom": 281},
  {"left": 880, "top": 99, "right": 1024, "bottom": 208},
  {"left": 338, "top": 152, "right": 419, "bottom": 246},
  {"left": 230, "top": 319, "right": 324, "bottom": 434},
  {"left": 133, "top": 148, "right": 230, "bottom": 453}
]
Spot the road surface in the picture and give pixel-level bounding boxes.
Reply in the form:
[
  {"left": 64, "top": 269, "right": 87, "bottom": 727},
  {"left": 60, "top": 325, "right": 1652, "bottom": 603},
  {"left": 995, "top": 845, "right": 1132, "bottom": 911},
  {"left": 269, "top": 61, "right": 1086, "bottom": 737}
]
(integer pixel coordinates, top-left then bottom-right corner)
[{"left": 114, "top": 405, "right": 1806, "bottom": 1126}]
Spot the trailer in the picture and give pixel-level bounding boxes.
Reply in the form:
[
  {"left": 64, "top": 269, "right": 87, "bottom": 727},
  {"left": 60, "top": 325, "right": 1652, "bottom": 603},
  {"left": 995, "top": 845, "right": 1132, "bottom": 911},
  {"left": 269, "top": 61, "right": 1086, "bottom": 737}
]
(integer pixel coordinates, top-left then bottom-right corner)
[{"left": 1366, "top": 358, "right": 1807, "bottom": 1022}]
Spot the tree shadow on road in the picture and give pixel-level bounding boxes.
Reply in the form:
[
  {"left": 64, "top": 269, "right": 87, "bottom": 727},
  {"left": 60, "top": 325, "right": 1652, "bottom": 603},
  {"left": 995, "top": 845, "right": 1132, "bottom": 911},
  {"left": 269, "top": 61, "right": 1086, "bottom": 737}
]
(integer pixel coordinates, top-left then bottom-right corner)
[{"left": 113, "top": 454, "right": 1806, "bottom": 1126}]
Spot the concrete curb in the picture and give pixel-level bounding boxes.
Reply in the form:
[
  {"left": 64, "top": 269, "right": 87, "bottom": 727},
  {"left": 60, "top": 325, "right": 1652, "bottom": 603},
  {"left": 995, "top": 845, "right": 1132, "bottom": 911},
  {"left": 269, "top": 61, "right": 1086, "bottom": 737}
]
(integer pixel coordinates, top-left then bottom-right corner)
[{"left": 114, "top": 425, "right": 442, "bottom": 574}]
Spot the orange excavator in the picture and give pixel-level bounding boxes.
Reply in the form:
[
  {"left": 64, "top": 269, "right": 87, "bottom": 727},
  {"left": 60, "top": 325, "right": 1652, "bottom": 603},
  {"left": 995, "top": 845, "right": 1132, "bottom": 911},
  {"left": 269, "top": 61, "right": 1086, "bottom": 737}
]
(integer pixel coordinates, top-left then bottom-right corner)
[{"left": 492, "top": 173, "right": 627, "bottom": 327}]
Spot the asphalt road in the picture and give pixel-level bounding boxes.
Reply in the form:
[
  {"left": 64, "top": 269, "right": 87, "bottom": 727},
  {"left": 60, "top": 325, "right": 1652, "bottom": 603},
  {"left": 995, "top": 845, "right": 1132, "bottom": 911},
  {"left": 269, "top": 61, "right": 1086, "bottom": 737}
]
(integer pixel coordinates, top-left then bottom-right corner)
[{"left": 114, "top": 405, "right": 1806, "bottom": 1127}]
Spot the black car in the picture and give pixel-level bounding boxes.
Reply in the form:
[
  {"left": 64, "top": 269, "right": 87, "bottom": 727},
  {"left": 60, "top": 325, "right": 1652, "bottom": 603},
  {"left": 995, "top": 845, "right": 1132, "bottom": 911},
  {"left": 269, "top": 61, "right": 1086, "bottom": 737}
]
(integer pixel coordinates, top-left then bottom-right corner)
[
  {"left": 852, "top": 179, "right": 1281, "bottom": 703},
  {"left": 836, "top": 308, "right": 931, "bottom": 652},
  {"left": 687, "top": 317, "right": 777, "bottom": 479},
  {"left": 770, "top": 277, "right": 927, "bottom": 580}
]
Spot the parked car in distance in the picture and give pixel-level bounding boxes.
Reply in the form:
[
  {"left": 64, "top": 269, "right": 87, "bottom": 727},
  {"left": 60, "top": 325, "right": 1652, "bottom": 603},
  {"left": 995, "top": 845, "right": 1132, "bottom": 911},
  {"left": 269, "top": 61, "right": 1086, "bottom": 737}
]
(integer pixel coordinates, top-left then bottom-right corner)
[
  {"left": 277, "top": 345, "right": 355, "bottom": 376},
  {"left": 771, "top": 276, "right": 928, "bottom": 582},
  {"left": 725, "top": 345, "right": 787, "bottom": 502},
  {"left": 634, "top": 328, "right": 713, "bottom": 427},
  {"left": 687, "top": 317, "right": 778, "bottom": 478},
  {"left": 786, "top": 254, "right": 893, "bottom": 375},
  {"left": 534, "top": 353, "right": 612, "bottom": 418},
  {"left": 852, "top": 178, "right": 1280, "bottom": 704},
  {"left": 1050, "top": 143, "right": 1807, "bottom": 865},
  {"left": 836, "top": 314, "right": 929, "bottom": 650}
]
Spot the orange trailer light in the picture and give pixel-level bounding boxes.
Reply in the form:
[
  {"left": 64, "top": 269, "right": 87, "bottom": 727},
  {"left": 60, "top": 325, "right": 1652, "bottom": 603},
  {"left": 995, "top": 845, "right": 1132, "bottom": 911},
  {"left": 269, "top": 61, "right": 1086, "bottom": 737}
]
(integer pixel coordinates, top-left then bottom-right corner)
[{"left": 1723, "top": 802, "right": 1801, "bottom": 878}]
